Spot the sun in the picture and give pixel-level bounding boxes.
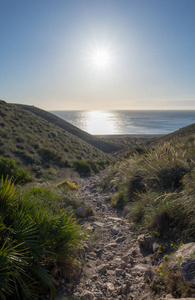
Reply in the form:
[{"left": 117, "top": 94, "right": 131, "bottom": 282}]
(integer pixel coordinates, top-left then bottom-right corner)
[
  {"left": 91, "top": 48, "right": 112, "bottom": 69},
  {"left": 88, "top": 45, "right": 114, "bottom": 70}
]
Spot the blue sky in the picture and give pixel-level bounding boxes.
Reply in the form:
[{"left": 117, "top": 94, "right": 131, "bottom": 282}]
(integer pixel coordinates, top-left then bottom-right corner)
[{"left": 0, "top": 0, "right": 194, "bottom": 110}]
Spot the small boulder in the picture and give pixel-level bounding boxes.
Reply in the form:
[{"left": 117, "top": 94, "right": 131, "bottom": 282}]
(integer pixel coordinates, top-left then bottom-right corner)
[
  {"left": 96, "top": 264, "right": 108, "bottom": 273},
  {"left": 80, "top": 290, "right": 94, "bottom": 300},
  {"left": 170, "top": 242, "right": 195, "bottom": 269},
  {"left": 116, "top": 268, "right": 124, "bottom": 276},
  {"left": 106, "top": 282, "right": 115, "bottom": 292},
  {"left": 132, "top": 264, "right": 148, "bottom": 276},
  {"left": 75, "top": 207, "right": 87, "bottom": 218},
  {"left": 111, "top": 226, "right": 120, "bottom": 235},
  {"left": 153, "top": 242, "right": 160, "bottom": 252},
  {"left": 181, "top": 258, "right": 195, "bottom": 291},
  {"left": 120, "top": 284, "right": 127, "bottom": 294},
  {"left": 137, "top": 234, "right": 154, "bottom": 252}
]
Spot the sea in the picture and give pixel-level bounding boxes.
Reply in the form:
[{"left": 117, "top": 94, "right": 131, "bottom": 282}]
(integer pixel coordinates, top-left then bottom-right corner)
[{"left": 50, "top": 110, "right": 195, "bottom": 135}]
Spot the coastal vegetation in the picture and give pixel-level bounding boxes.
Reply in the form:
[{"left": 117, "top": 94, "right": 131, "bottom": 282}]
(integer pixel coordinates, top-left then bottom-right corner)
[
  {"left": 101, "top": 131, "right": 195, "bottom": 239},
  {"left": 0, "top": 176, "right": 85, "bottom": 299},
  {"left": 0, "top": 100, "right": 110, "bottom": 180},
  {"left": 0, "top": 100, "right": 194, "bottom": 299},
  {"left": 0, "top": 156, "right": 31, "bottom": 184}
]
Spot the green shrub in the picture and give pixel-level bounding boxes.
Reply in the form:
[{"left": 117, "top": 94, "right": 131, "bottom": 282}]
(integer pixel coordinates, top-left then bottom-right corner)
[
  {"left": 38, "top": 147, "right": 70, "bottom": 167},
  {"left": 126, "top": 172, "right": 146, "bottom": 200},
  {"left": 87, "top": 160, "right": 100, "bottom": 174},
  {"left": 0, "top": 177, "right": 84, "bottom": 299},
  {"left": 101, "top": 139, "right": 195, "bottom": 238},
  {"left": 72, "top": 161, "right": 92, "bottom": 177},
  {"left": 96, "top": 160, "right": 109, "bottom": 169},
  {"left": 156, "top": 165, "right": 187, "bottom": 190},
  {"left": 124, "top": 146, "right": 148, "bottom": 158},
  {"left": 112, "top": 190, "right": 126, "bottom": 209},
  {"left": 0, "top": 157, "right": 31, "bottom": 183}
]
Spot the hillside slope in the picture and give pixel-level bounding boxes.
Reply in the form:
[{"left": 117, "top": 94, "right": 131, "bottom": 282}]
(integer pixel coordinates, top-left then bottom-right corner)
[
  {"left": 16, "top": 104, "right": 119, "bottom": 153},
  {"left": 0, "top": 100, "right": 109, "bottom": 176},
  {"left": 146, "top": 122, "right": 195, "bottom": 146}
]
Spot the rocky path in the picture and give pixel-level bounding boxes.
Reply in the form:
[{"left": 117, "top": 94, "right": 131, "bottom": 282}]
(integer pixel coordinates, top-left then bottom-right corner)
[{"left": 68, "top": 174, "right": 158, "bottom": 300}]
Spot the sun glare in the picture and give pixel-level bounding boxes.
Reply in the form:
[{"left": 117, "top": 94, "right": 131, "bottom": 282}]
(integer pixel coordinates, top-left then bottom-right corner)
[
  {"left": 91, "top": 49, "right": 111, "bottom": 68},
  {"left": 88, "top": 45, "right": 114, "bottom": 70}
]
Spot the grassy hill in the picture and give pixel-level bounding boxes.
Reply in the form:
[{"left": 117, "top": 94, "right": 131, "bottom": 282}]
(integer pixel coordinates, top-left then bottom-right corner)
[
  {"left": 0, "top": 100, "right": 110, "bottom": 179},
  {"left": 146, "top": 123, "right": 195, "bottom": 146},
  {"left": 100, "top": 126, "right": 195, "bottom": 239},
  {"left": 16, "top": 104, "right": 120, "bottom": 153}
]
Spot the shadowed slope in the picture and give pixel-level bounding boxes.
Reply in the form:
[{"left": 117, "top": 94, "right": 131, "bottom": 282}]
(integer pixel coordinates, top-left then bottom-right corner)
[
  {"left": 0, "top": 100, "right": 109, "bottom": 175},
  {"left": 16, "top": 104, "right": 120, "bottom": 153},
  {"left": 144, "top": 123, "right": 195, "bottom": 146}
]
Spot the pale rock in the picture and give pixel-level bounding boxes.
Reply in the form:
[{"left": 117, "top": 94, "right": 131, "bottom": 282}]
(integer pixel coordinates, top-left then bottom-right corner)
[
  {"left": 116, "top": 236, "right": 126, "bottom": 243},
  {"left": 87, "top": 252, "right": 97, "bottom": 260},
  {"left": 96, "top": 264, "right": 108, "bottom": 273},
  {"left": 137, "top": 234, "right": 154, "bottom": 251},
  {"left": 170, "top": 242, "right": 195, "bottom": 268},
  {"left": 132, "top": 264, "right": 148, "bottom": 276},
  {"left": 115, "top": 256, "right": 123, "bottom": 262},
  {"left": 116, "top": 268, "right": 124, "bottom": 276},
  {"left": 79, "top": 283, "right": 84, "bottom": 287},
  {"left": 92, "top": 222, "right": 105, "bottom": 228},
  {"left": 110, "top": 257, "right": 123, "bottom": 268},
  {"left": 121, "top": 254, "right": 129, "bottom": 263},
  {"left": 106, "top": 282, "right": 115, "bottom": 292},
  {"left": 80, "top": 290, "right": 95, "bottom": 300},
  {"left": 107, "top": 217, "right": 122, "bottom": 222},
  {"left": 86, "top": 225, "right": 95, "bottom": 233},
  {"left": 111, "top": 226, "right": 120, "bottom": 235},
  {"left": 164, "top": 295, "right": 174, "bottom": 300},
  {"left": 107, "top": 269, "right": 115, "bottom": 275},
  {"left": 152, "top": 242, "right": 160, "bottom": 252},
  {"left": 94, "top": 291, "right": 104, "bottom": 298},
  {"left": 121, "top": 284, "right": 127, "bottom": 293},
  {"left": 165, "top": 295, "right": 195, "bottom": 300},
  {"left": 106, "top": 242, "right": 118, "bottom": 248}
]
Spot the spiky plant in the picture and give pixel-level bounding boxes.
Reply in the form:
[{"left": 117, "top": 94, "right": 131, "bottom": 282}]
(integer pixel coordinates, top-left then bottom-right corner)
[{"left": 0, "top": 177, "right": 84, "bottom": 299}]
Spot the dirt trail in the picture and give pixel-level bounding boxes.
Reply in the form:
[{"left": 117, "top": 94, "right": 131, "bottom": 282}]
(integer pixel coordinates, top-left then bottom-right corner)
[{"left": 63, "top": 174, "right": 160, "bottom": 300}]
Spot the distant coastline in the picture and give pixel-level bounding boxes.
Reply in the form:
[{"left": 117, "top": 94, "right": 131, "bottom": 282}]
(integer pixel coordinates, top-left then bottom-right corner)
[{"left": 95, "top": 134, "right": 165, "bottom": 138}]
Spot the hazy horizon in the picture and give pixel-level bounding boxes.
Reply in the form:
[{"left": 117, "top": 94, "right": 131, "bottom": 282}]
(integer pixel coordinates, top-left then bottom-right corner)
[{"left": 1, "top": 0, "right": 195, "bottom": 111}]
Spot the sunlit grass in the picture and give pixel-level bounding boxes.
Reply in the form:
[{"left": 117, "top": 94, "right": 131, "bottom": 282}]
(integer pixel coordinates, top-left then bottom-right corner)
[{"left": 101, "top": 135, "right": 195, "bottom": 238}]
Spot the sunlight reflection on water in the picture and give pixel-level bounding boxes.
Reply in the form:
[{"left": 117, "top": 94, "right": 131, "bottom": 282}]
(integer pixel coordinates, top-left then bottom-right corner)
[
  {"left": 83, "top": 110, "right": 118, "bottom": 134},
  {"left": 50, "top": 110, "right": 195, "bottom": 135}
]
